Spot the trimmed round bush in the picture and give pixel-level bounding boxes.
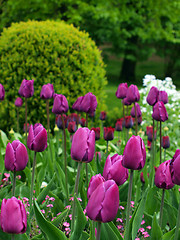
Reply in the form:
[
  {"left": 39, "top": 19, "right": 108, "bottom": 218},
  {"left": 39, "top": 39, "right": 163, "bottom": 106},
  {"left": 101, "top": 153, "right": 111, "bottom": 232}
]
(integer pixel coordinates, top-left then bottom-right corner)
[{"left": 0, "top": 20, "right": 107, "bottom": 132}]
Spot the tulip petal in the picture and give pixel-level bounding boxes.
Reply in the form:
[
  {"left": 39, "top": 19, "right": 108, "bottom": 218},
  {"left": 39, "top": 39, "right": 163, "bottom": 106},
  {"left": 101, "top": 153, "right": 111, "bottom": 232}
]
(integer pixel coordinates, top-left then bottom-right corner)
[{"left": 5, "top": 143, "right": 15, "bottom": 171}]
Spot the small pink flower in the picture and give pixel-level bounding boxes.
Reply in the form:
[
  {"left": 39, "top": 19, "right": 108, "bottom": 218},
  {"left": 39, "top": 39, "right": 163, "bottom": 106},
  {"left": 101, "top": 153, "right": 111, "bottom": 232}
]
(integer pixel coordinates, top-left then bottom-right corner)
[
  {"left": 16, "top": 175, "right": 21, "bottom": 180},
  {"left": 65, "top": 205, "right": 71, "bottom": 210},
  {"left": 141, "top": 220, "right": 145, "bottom": 225},
  {"left": 49, "top": 197, "right": 55, "bottom": 201},
  {"left": 138, "top": 228, "right": 145, "bottom": 233},
  {"left": 41, "top": 209, "right": 45, "bottom": 214},
  {"left": 119, "top": 205, "right": 125, "bottom": 210},
  {"left": 63, "top": 222, "right": 70, "bottom": 227},
  {"left": 77, "top": 197, "right": 82, "bottom": 202},
  {"left": 117, "top": 218, "right": 123, "bottom": 223},
  {"left": 4, "top": 173, "right": 10, "bottom": 178},
  {"left": 57, "top": 212, "right": 61, "bottom": 216},
  {"left": 146, "top": 226, "right": 151, "bottom": 229},
  {"left": 45, "top": 195, "right": 50, "bottom": 200},
  {"left": 47, "top": 204, "right": 53, "bottom": 208},
  {"left": 69, "top": 214, "right": 72, "bottom": 220}
]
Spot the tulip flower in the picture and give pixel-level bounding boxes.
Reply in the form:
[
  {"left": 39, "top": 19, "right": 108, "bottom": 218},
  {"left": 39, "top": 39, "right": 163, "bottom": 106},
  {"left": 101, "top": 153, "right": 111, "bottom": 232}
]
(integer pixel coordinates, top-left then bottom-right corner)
[
  {"left": 147, "top": 127, "right": 157, "bottom": 142},
  {"left": 5, "top": 140, "right": 28, "bottom": 172},
  {"left": 0, "top": 83, "right": 5, "bottom": 100},
  {"left": 27, "top": 124, "right": 47, "bottom": 152},
  {"left": 170, "top": 149, "right": 180, "bottom": 185},
  {"left": 68, "top": 113, "right": 79, "bottom": 124},
  {"left": 130, "top": 103, "right": 142, "bottom": 118},
  {"left": 23, "top": 123, "right": 30, "bottom": 133},
  {"left": 91, "top": 127, "right": 100, "bottom": 141},
  {"left": 71, "top": 127, "right": 95, "bottom": 163},
  {"left": 86, "top": 179, "right": 119, "bottom": 223},
  {"left": 122, "top": 97, "right": 131, "bottom": 106},
  {"left": 1, "top": 197, "right": 27, "bottom": 234},
  {"left": 80, "top": 118, "right": 86, "bottom": 127},
  {"left": 72, "top": 96, "right": 83, "bottom": 112},
  {"left": 100, "top": 111, "right": 107, "bottom": 121},
  {"left": 122, "top": 135, "right": 146, "bottom": 170},
  {"left": 68, "top": 121, "right": 77, "bottom": 133},
  {"left": 126, "top": 84, "right": 140, "bottom": 103},
  {"left": 115, "top": 119, "right": 123, "bottom": 131},
  {"left": 138, "top": 116, "right": 142, "bottom": 125},
  {"left": 57, "top": 114, "right": 68, "bottom": 129},
  {"left": 80, "top": 92, "right": 97, "bottom": 114},
  {"left": 152, "top": 101, "right": 168, "bottom": 122},
  {"left": 52, "top": 94, "right": 69, "bottom": 114},
  {"left": 103, "top": 154, "right": 129, "bottom": 186},
  {"left": 146, "top": 86, "right": 159, "bottom": 106},
  {"left": 40, "top": 83, "right": 54, "bottom": 99},
  {"left": 104, "top": 127, "right": 114, "bottom": 141},
  {"left": 18, "top": 79, "right": 34, "bottom": 98},
  {"left": 158, "top": 90, "right": 168, "bottom": 104},
  {"left": 162, "top": 136, "right": 170, "bottom": 149},
  {"left": 116, "top": 83, "right": 128, "bottom": 99},
  {"left": 125, "top": 116, "right": 133, "bottom": 129},
  {"left": 15, "top": 97, "right": 23, "bottom": 107},
  {"left": 87, "top": 174, "right": 105, "bottom": 199}
]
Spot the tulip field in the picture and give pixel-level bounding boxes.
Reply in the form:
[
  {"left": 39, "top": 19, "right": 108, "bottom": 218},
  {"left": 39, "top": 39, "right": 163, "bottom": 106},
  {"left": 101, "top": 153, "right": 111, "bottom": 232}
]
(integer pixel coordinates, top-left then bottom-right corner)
[{"left": 0, "top": 74, "right": 180, "bottom": 240}]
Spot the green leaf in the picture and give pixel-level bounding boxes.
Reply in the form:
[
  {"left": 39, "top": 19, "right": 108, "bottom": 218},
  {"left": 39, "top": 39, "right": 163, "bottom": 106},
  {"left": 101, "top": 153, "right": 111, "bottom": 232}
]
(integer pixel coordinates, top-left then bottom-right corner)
[
  {"left": 71, "top": 196, "right": 87, "bottom": 240},
  {"left": 52, "top": 208, "right": 69, "bottom": 227},
  {"left": 101, "top": 222, "right": 123, "bottom": 240},
  {"left": 0, "top": 130, "right": 8, "bottom": 147},
  {"left": 150, "top": 213, "right": 163, "bottom": 240},
  {"left": 34, "top": 200, "right": 67, "bottom": 240},
  {"left": 79, "top": 231, "right": 90, "bottom": 240},
  {"left": 109, "top": 142, "right": 120, "bottom": 154},
  {"left": 162, "top": 228, "right": 175, "bottom": 240},
  {"left": 132, "top": 187, "right": 149, "bottom": 239}
]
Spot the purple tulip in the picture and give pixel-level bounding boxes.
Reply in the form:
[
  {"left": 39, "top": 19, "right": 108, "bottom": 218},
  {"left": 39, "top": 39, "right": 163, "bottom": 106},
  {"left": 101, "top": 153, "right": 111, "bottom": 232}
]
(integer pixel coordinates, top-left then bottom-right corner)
[
  {"left": 56, "top": 114, "right": 68, "bottom": 129},
  {"left": 40, "top": 83, "right": 54, "bottom": 99},
  {"left": 158, "top": 91, "right": 168, "bottom": 104},
  {"left": 91, "top": 127, "right": 100, "bottom": 141},
  {"left": 126, "top": 84, "right": 140, "bottom": 103},
  {"left": 68, "top": 113, "right": 79, "bottom": 124},
  {"left": 116, "top": 83, "right": 128, "bottom": 99},
  {"left": 80, "top": 92, "right": 97, "bottom": 114},
  {"left": 87, "top": 174, "right": 105, "bottom": 199},
  {"left": 115, "top": 119, "right": 123, "bottom": 131},
  {"left": 130, "top": 103, "right": 142, "bottom": 118},
  {"left": 0, "top": 84, "right": 5, "bottom": 100},
  {"left": 146, "top": 86, "right": 159, "bottom": 106},
  {"left": 67, "top": 121, "right": 77, "bottom": 133},
  {"left": 5, "top": 140, "right": 28, "bottom": 171},
  {"left": 152, "top": 101, "right": 168, "bottom": 122},
  {"left": 27, "top": 124, "right": 47, "bottom": 152},
  {"left": 103, "top": 154, "right": 129, "bottom": 186},
  {"left": 72, "top": 96, "right": 83, "bottom": 112},
  {"left": 18, "top": 79, "right": 34, "bottom": 98},
  {"left": 86, "top": 179, "right": 119, "bottom": 222},
  {"left": 170, "top": 149, "right": 180, "bottom": 185},
  {"left": 154, "top": 160, "right": 174, "bottom": 189},
  {"left": 122, "top": 135, "right": 146, "bottom": 170},
  {"left": 125, "top": 116, "right": 133, "bottom": 129},
  {"left": 122, "top": 97, "right": 131, "bottom": 106},
  {"left": 104, "top": 127, "right": 115, "bottom": 141},
  {"left": 1, "top": 197, "right": 27, "bottom": 234},
  {"left": 71, "top": 128, "right": 95, "bottom": 163},
  {"left": 52, "top": 94, "right": 69, "bottom": 114},
  {"left": 146, "top": 126, "right": 157, "bottom": 142},
  {"left": 162, "top": 136, "right": 170, "bottom": 149},
  {"left": 15, "top": 97, "right": 23, "bottom": 107},
  {"left": 100, "top": 111, "right": 107, "bottom": 121}
]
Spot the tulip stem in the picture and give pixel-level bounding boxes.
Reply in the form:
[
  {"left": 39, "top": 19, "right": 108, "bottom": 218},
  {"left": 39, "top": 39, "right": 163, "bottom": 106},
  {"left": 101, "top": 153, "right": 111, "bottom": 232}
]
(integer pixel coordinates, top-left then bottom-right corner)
[
  {"left": 12, "top": 171, "right": 16, "bottom": 196},
  {"left": 86, "top": 113, "right": 88, "bottom": 128},
  {"left": 11, "top": 234, "right": 15, "bottom": 240},
  {"left": 159, "top": 188, "right": 165, "bottom": 228},
  {"left": 29, "top": 151, "right": 37, "bottom": 217},
  {"left": 174, "top": 193, "right": 180, "bottom": 240},
  {"left": 61, "top": 113, "right": 69, "bottom": 201},
  {"left": 71, "top": 162, "right": 82, "bottom": 232},
  {"left": 151, "top": 118, "right": 155, "bottom": 187},
  {"left": 86, "top": 163, "right": 88, "bottom": 190},
  {"left": 134, "top": 103, "right": 138, "bottom": 136},
  {"left": 160, "top": 121, "right": 162, "bottom": 164},
  {"left": 96, "top": 222, "right": 101, "bottom": 240},
  {"left": 122, "top": 101, "right": 125, "bottom": 119},
  {"left": 106, "top": 141, "right": 109, "bottom": 158},
  {"left": 164, "top": 149, "right": 166, "bottom": 161},
  {"left": 17, "top": 108, "right": 19, "bottom": 133},
  {"left": 25, "top": 98, "right": 28, "bottom": 144},
  {"left": 124, "top": 170, "right": 133, "bottom": 240}
]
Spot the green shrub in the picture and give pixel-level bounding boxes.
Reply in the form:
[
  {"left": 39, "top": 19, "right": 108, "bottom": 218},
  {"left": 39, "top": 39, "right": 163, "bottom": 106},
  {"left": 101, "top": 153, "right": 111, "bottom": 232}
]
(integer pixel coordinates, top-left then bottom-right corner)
[{"left": 0, "top": 20, "right": 107, "bottom": 132}]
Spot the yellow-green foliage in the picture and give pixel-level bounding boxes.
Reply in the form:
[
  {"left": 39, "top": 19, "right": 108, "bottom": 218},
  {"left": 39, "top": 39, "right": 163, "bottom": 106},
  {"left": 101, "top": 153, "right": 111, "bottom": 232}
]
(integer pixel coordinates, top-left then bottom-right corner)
[{"left": 0, "top": 20, "right": 107, "bottom": 132}]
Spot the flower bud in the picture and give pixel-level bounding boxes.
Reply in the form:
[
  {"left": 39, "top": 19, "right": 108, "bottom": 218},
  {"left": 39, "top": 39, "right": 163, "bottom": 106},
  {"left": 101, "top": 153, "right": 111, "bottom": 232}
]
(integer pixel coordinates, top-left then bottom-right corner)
[
  {"left": 15, "top": 97, "right": 23, "bottom": 107},
  {"left": 115, "top": 119, "right": 123, "bottom": 131},
  {"left": 152, "top": 101, "right": 168, "bottom": 122},
  {"left": 104, "top": 127, "right": 115, "bottom": 141},
  {"left": 146, "top": 86, "right": 159, "bottom": 106},
  {"left": 56, "top": 114, "right": 68, "bottom": 129},
  {"left": 126, "top": 84, "right": 140, "bottom": 103},
  {"left": 40, "top": 83, "right": 54, "bottom": 99},
  {"left": 1, "top": 197, "right": 27, "bottom": 234},
  {"left": 122, "top": 97, "right": 131, "bottom": 106},
  {"left": 116, "top": 83, "right": 128, "bottom": 99},
  {"left": 80, "top": 118, "right": 86, "bottom": 127},
  {"left": 18, "top": 79, "right": 34, "bottom": 98},
  {"left": 122, "top": 135, "right": 146, "bottom": 170},
  {"left": 71, "top": 128, "right": 95, "bottom": 163},
  {"left": 86, "top": 180, "right": 119, "bottom": 223},
  {"left": 146, "top": 126, "right": 156, "bottom": 142},
  {"left": 155, "top": 160, "right": 174, "bottom": 189},
  {"left": 100, "top": 111, "right": 107, "bottom": 121},
  {"left": 130, "top": 103, "right": 142, "bottom": 117},
  {"left": 87, "top": 174, "right": 105, "bottom": 199},
  {"left": 125, "top": 116, "right": 133, "bottom": 129},
  {"left": 170, "top": 149, "right": 180, "bottom": 185},
  {"left": 91, "top": 127, "right": 100, "bottom": 141},
  {"left": 80, "top": 92, "right": 97, "bottom": 114},
  {"left": 67, "top": 121, "right": 76, "bottom": 133},
  {"left": 138, "top": 116, "right": 142, "bottom": 125},
  {"left": 27, "top": 124, "right": 47, "bottom": 152},
  {"left": 23, "top": 123, "right": 30, "bottom": 133},
  {"left": 158, "top": 91, "right": 168, "bottom": 104},
  {"left": 162, "top": 136, "right": 170, "bottom": 149},
  {"left": 52, "top": 94, "right": 69, "bottom": 114},
  {"left": 103, "top": 154, "right": 129, "bottom": 186},
  {"left": 5, "top": 140, "right": 28, "bottom": 171},
  {"left": 72, "top": 96, "right": 83, "bottom": 112},
  {"left": 0, "top": 84, "right": 5, "bottom": 100}
]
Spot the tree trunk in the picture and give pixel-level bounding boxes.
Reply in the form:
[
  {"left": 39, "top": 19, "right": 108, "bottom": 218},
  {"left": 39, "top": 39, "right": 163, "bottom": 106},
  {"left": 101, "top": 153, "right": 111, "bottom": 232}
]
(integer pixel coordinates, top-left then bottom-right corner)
[{"left": 120, "top": 58, "right": 137, "bottom": 82}]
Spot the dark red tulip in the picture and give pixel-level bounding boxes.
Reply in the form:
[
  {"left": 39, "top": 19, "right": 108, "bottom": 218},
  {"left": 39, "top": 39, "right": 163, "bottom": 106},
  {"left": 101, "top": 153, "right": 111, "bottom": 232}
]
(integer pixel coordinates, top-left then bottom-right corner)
[
  {"left": 138, "top": 116, "right": 142, "bottom": 125},
  {"left": 23, "top": 123, "right": 30, "bottom": 133},
  {"left": 125, "top": 116, "right": 133, "bottom": 129},
  {"left": 170, "top": 149, "right": 180, "bottom": 185},
  {"left": 57, "top": 114, "right": 68, "bottom": 129},
  {"left": 126, "top": 84, "right": 140, "bottom": 103},
  {"left": 19, "top": 79, "right": 34, "bottom": 98},
  {"left": 146, "top": 126, "right": 156, "bottom": 142},
  {"left": 91, "top": 127, "right": 100, "bottom": 141},
  {"left": 104, "top": 127, "right": 115, "bottom": 141},
  {"left": 146, "top": 86, "right": 159, "bottom": 106},
  {"left": 147, "top": 140, "right": 152, "bottom": 150},
  {"left": 152, "top": 101, "right": 168, "bottom": 122},
  {"left": 80, "top": 118, "right": 86, "bottom": 127},
  {"left": 162, "top": 136, "right": 170, "bottom": 149},
  {"left": 68, "top": 121, "right": 77, "bottom": 133},
  {"left": 115, "top": 119, "right": 123, "bottom": 131},
  {"left": 100, "top": 111, "right": 107, "bottom": 121},
  {"left": 116, "top": 83, "right": 128, "bottom": 99}
]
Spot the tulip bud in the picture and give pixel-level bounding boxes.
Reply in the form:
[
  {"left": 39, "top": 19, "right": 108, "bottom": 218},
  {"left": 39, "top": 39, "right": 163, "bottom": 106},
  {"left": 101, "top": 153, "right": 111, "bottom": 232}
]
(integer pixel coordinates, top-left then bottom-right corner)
[
  {"left": 40, "top": 83, "right": 54, "bottom": 99},
  {"left": 103, "top": 154, "right": 129, "bottom": 186},
  {"left": 115, "top": 119, "right": 123, "bottom": 131},
  {"left": 52, "top": 94, "right": 69, "bottom": 114},
  {"left": 15, "top": 97, "right": 23, "bottom": 107},
  {"left": 86, "top": 180, "right": 119, "bottom": 222},
  {"left": 155, "top": 160, "right": 174, "bottom": 189},
  {"left": 80, "top": 92, "right": 97, "bottom": 114},
  {"left": 27, "top": 124, "right": 47, "bottom": 152},
  {"left": 170, "top": 149, "right": 180, "bottom": 185},
  {"left": 104, "top": 127, "right": 115, "bottom": 141},
  {"left": 147, "top": 140, "right": 152, "bottom": 150},
  {"left": 91, "top": 127, "right": 100, "bottom": 141},
  {"left": 130, "top": 103, "right": 142, "bottom": 118},
  {"left": 87, "top": 174, "right": 105, "bottom": 199},
  {"left": 158, "top": 91, "right": 168, "bottom": 104},
  {"left": 23, "top": 123, "right": 30, "bottom": 133},
  {"left": 68, "top": 121, "right": 77, "bottom": 133},
  {"left": 5, "top": 140, "right": 28, "bottom": 171},
  {"left": 72, "top": 96, "right": 83, "bottom": 112},
  {"left": 80, "top": 118, "right": 86, "bottom": 127},
  {"left": 56, "top": 114, "right": 68, "bottom": 129},
  {"left": 146, "top": 126, "right": 156, "bottom": 142},
  {"left": 126, "top": 84, "right": 140, "bottom": 103},
  {"left": 122, "top": 97, "right": 131, "bottom": 106},
  {"left": 71, "top": 128, "right": 95, "bottom": 163},
  {"left": 18, "top": 79, "right": 34, "bottom": 98},
  {"left": 0, "top": 84, "right": 5, "bottom": 100},
  {"left": 138, "top": 116, "right": 142, "bottom": 125},
  {"left": 100, "top": 111, "right": 107, "bottom": 121},
  {"left": 116, "top": 83, "right": 128, "bottom": 99},
  {"left": 122, "top": 135, "right": 146, "bottom": 170},
  {"left": 68, "top": 113, "right": 78, "bottom": 124},
  {"left": 152, "top": 101, "right": 168, "bottom": 122},
  {"left": 162, "top": 136, "right": 170, "bottom": 149},
  {"left": 125, "top": 116, "right": 133, "bottom": 129},
  {"left": 1, "top": 197, "right": 27, "bottom": 234},
  {"left": 146, "top": 86, "right": 159, "bottom": 106}
]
